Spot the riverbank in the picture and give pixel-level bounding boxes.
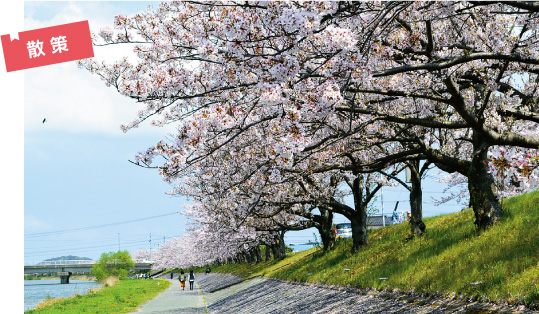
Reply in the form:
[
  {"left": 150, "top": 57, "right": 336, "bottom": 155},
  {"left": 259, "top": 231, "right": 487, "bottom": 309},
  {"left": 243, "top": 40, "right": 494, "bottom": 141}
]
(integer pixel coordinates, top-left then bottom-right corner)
[
  {"left": 128, "top": 272, "right": 538, "bottom": 313},
  {"left": 24, "top": 279, "right": 102, "bottom": 311},
  {"left": 206, "top": 191, "right": 539, "bottom": 310},
  {"left": 24, "top": 191, "right": 538, "bottom": 313},
  {"left": 25, "top": 272, "right": 538, "bottom": 313},
  {"left": 24, "top": 278, "right": 170, "bottom": 313}
]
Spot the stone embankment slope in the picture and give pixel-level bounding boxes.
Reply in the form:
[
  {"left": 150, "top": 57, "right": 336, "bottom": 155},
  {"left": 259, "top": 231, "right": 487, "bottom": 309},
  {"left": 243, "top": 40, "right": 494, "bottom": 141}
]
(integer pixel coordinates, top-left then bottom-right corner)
[
  {"left": 133, "top": 273, "right": 538, "bottom": 313},
  {"left": 198, "top": 273, "right": 537, "bottom": 314},
  {"left": 197, "top": 272, "right": 245, "bottom": 292}
]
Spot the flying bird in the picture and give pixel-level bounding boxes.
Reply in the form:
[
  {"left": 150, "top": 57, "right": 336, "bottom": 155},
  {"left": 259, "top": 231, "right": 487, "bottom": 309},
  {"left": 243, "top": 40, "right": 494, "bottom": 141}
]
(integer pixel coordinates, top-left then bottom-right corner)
[{"left": 42, "top": 118, "right": 46, "bottom": 123}]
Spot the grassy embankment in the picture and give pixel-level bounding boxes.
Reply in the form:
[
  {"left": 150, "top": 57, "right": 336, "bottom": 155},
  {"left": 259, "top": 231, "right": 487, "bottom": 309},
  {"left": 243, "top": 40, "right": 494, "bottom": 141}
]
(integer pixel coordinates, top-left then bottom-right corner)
[
  {"left": 25, "top": 277, "right": 171, "bottom": 314},
  {"left": 209, "top": 191, "right": 539, "bottom": 307}
]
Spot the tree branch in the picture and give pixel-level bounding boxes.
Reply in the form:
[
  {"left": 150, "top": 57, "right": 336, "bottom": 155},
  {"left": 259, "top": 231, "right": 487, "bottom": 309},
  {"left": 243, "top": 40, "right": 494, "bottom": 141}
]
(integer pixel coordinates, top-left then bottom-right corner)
[{"left": 373, "top": 52, "right": 539, "bottom": 77}]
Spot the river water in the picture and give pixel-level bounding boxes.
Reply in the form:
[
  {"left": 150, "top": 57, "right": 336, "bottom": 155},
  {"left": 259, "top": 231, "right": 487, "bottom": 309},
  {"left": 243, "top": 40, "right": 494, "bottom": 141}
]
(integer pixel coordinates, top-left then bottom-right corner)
[
  {"left": 24, "top": 280, "right": 102, "bottom": 311},
  {"left": 290, "top": 244, "right": 317, "bottom": 252}
]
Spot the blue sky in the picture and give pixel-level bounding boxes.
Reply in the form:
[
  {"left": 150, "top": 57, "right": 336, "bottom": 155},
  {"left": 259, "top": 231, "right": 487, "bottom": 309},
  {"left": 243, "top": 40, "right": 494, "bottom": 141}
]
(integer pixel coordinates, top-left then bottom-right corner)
[
  {"left": 1, "top": 2, "right": 464, "bottom": 309},
  {"left": 22, "top": 1, "right": 191, "bottom": 264}
]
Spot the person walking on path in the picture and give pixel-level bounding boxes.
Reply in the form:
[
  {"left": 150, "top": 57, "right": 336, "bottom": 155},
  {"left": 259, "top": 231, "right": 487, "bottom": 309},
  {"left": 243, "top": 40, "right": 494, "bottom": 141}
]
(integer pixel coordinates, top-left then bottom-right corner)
[
  {"left": 170, "top": 271, "right": 174, "bottom": 280},
  {"left": 130, "top": 271, "right": 204, "bottom": 313},
  {"left": 189, "top": 270, "right": 195, "bottom": 290},
  {"left": 179, "top": 270, "right": 187, "bottom": 291}
]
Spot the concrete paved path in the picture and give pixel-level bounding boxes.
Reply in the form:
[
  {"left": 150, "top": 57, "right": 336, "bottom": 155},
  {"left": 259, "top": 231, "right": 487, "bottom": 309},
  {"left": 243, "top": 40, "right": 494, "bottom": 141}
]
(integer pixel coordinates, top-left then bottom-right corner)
[{"left": 130, "top": 275, "right": 205, "bottom": 314}]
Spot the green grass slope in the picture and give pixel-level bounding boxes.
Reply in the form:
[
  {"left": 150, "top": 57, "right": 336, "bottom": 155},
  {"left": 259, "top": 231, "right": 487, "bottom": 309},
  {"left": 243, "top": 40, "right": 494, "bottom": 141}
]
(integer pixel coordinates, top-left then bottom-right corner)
[
  {"left": 213, "top": 191, "right": 539, "bottom": 307},
  {"left": 25, "top": 279, "right": 171, "bottom": 314}
]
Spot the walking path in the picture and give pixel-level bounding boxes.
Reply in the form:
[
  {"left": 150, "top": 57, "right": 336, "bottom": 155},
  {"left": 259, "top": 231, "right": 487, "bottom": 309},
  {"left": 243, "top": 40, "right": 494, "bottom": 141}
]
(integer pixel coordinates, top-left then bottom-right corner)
[
  {"left": 131, "top": 273, "right": 538, "bottom": 314},
  {"left": 129, "top": 274, "right": 205, "bottom": 314}
]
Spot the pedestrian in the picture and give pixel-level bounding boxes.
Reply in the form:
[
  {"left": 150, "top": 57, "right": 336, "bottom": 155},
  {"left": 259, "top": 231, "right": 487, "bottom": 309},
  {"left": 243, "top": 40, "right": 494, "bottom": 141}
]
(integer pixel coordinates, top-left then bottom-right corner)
[
  {"left": 206, "top": 267, "right": 211, "bottom": 275},
  {"left": 170, "top": 271, "right": 174, "bottom": 280},
  {"left": 189, "top": 270, "right": 195, "bottom": 290},
  {"left": 179, "top": 270, "right": 186, "bottom": 291}
]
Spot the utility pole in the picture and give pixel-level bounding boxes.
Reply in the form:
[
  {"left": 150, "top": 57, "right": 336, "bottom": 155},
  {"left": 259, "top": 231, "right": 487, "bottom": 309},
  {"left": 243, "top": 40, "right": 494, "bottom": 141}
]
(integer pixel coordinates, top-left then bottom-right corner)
[
  {"left": 380, "top": 172, "right": 385, "bottom": 227},
  {"left": 149, "top": 233, "right": 152, "bottom": 261},
  {"left": 118, "top": 233, "right": 120, "bottom": 251},
  {"left": 381, "top": 185, "right": 385, "bottom": 227}
]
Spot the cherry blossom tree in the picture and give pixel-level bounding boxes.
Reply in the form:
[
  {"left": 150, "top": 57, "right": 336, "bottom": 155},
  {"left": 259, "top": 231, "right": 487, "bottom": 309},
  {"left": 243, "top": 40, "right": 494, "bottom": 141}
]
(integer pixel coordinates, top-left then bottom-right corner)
[
  {"left": 334, "top": 1, "right": 539, "bottom": 229},
  {"left": 131, "top": 249, "right": 151, "bottom": 263},
  {"left": 80, "top": 2, "right": 539, "bottom": 261},
  {"left": 76, "top": 2, "right": 435, "bottom": 253}
]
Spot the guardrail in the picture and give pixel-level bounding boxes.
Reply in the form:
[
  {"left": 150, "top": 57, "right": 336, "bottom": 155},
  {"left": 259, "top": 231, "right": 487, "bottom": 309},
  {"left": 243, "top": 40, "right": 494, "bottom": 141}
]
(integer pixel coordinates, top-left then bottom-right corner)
[
  {"left": 24, "top": 260, "right": 97, "bottom": 266},
  {"left": 24, "top": 260, "right": 154, "bottom": 266}
]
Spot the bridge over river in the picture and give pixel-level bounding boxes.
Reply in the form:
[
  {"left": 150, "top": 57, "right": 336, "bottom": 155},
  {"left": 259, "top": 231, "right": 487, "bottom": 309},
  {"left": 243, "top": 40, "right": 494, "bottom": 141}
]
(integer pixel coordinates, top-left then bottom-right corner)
[{"left": 24, "top": 260, "right": 154, "bottom": 284}]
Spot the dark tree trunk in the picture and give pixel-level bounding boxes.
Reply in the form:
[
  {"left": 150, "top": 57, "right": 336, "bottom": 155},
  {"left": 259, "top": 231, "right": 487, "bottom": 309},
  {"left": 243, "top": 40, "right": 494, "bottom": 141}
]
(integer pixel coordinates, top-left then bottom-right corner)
[
  {"left": 409, "top": 159, "right": 426, "bottom": 237},
  {"left": 253, "top": 246, "right": 262, "bottom": 263},
  {"left": 315, "top": 206, "right": 335, "bottom": 251},
  {"left": 248, "top": 249, "right": 255, "bottom": 263},
  {"left": 350, "top": 210, "right": 368, "bottom": 252},
  {"left": 270, "top": 243, "right": 280, "bottom": 259},
  {"left": 265, "top": 245, "right": 271, "bottom": 261},
  {"left": 254, "top": 247, "right": 262, "bottom": 263},
  {"left": 278, "top": 230, "right": 286, "bottom": 257},
  {"left": 350, "top": 175, "right": 368, "bottom": 252},
  {"left": 328, "top": 174, "right": 370, "bottom": 252},
  {"left": 468, "top": 132, "right": 502, "bottom": 229}
]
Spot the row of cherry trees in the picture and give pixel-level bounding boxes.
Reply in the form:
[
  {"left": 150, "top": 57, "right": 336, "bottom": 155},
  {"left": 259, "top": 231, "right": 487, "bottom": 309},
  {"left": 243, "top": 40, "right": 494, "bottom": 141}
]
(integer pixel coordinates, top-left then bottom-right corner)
[{"left": 84, "top": 1, "right": 539, "bottom": 267}]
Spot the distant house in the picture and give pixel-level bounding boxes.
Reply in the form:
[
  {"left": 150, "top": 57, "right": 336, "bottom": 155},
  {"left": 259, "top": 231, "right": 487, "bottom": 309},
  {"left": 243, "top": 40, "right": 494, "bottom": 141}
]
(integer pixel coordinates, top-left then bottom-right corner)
[{"left": 366, "top": 215, "right": 393, "bottom": 229}]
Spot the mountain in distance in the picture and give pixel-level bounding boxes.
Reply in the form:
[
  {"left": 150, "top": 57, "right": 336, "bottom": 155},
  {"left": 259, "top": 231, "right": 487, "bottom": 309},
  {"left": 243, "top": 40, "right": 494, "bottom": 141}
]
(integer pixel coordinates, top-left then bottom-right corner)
[{"left": 43, "top": 255, "right": 92, "bottom": 262}]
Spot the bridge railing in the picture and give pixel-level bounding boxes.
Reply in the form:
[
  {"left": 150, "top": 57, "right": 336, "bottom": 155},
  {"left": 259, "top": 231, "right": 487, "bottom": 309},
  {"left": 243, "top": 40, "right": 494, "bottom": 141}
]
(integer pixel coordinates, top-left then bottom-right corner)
[
  {"left": 133, "top": 259, "right": 154, "bottom": 264},
  {"left": 24, "top": 260, "right": 97, "bottom": 266}
]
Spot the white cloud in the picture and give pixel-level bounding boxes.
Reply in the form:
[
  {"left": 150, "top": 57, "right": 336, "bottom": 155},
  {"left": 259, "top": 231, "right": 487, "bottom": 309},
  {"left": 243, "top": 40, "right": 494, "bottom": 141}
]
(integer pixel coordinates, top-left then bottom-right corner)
[
  {"left": 25, "top": 1, "right": 141, "bottom": 31},
  {"left": 25, "top": 59, "right": 145, "bottom": 134},
  {"left": 24, "top": 1, "right": 174, "bottom": 135}
]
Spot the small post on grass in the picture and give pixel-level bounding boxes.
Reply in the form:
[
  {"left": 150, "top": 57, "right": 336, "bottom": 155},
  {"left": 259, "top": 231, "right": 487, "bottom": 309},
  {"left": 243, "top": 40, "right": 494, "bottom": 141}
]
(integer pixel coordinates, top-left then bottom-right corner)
[{"left": 467, "top": 281, "right": 485, "bottom": 309}]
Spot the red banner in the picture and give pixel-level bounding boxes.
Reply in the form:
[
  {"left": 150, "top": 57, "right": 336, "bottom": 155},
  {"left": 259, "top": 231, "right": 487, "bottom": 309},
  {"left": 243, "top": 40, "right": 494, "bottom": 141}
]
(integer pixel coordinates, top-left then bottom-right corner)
[{"left": 1, "top": 20, "right": 94, "bottom": 72}]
